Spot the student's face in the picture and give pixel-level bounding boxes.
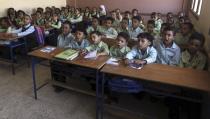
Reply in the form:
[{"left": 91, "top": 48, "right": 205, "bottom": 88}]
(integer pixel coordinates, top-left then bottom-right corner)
[
  {"left": 151, "top": 15, "right": 157, "bottom": 20},
  {"left": 147, "top": 24, "right": 155, "bottom": 33},
  {"left": 105, "top": 20, "right": 112, "bottom": 28},
  {"left": 163, "top": 31, "right": 174, "bottom": 46},
  {"left": 181, "top": 24, "right": 191, "bottom": 35},
  {"left": 75, "top": 31, "right": 84, "bottom": 41},
  {"left": 111, "top": 12, "right": 117, "bottom": 19},
  {"left": 117, "top": 36, "right": 127, "bottom": 48},
  {"left": 188, "top": 39, "right": 202, "bottom": 54},
  {"left": 121, "top": 19, "right": 128, "bottom": 29},
  {"left": 62, "top": 24, "right": 71, "bottom": 35},
  {"left": 75, "top": 9, "right": 80, "bottom": 15},
  {"left": 36, "top": 13, "right": 41, "bottom": 18},
  {"left": 92, "top": 18, "right": 99, "bottom": 27},
  {"left": 138, "top": 38, "right": 151, "bottom": 50},
  {"left": 19, "top": 12, "right": 24, "bottom": 18},
  {"left": 133, "top": 11, "right": 138, "bottom": 16},
  {"left": 124, "top": 13, "right": 130, "bottom": 19},
  {"left": 91, "top": 33, "right": 101, "bottom": 44},
  {"left": 132, "top": 19, "right": 139, "bottom": 28},
  {"left": 24, "top": 16, "right": 31, "bottom": 25},
  {"left": 53, "top": 15, "right": 58, "bottom": 21}
]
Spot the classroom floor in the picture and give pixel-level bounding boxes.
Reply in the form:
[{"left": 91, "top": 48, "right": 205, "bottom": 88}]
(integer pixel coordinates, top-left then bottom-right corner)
[{"left": 0, "top": 61, "right": 169, "bottom": 119}]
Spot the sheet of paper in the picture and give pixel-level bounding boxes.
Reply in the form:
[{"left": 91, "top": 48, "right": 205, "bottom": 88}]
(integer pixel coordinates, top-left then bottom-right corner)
[
  {"left": 106, "top": 57, "right": 119, "bottom": 66},
  {"left": 40, "top": 47, "right": 55, "bottom": 53},
  {"left": 84, "top": 50, "right": 97, "bottom": 59}
]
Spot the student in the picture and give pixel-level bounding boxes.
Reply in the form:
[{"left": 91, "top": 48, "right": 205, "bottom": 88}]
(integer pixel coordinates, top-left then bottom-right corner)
[
  {"left": 151, "top": 12, "right": 162, "bottom": 32},
  {"left": 154, "top": 27, "right": 181, "bottom": 66},
  {"left": 99, "top": 5, "right": 107, "bottom": 18},
  {"left": 68, "top": 27, "right": 89, "bottom": 50},
  {"left": 11, "top": 14, "right": 38, "bottom": 51},
  {"left": 91, "top": 7, "right": 99, "bottom": 18},
  {"left": 131, "top": 9, "right": 139, "bottom": 17},
  {"left": 15, "top": 10, "right": 25, "bottom": 28},
  {"left": 123, "top": 11, "right": 132, "bottom": 28},
  {"left": 179, "top": 32, "right": 207, "bottom": 70},
  {"left": 69, "top": 8, "right": 83, "bottom": 24},
  {"left": 110, "top": 10, "right": 120, "bottom": 28},
  {"left": 110, "top": 32, "right": 131, "bottom": 58},
  {"left": 116, "top": 18, "right": 129, "bottom": 34},
  {"left": 57, "top": 21, "right": 74, "bottom": 48},
  {"left": 7, "top": 8, "right": 16, "bottom": 26},
  {"left": 0, "top": 17, "right": 11, "bottom": 33},
  {"left": 84, "top": 31, "right": 109, "bottom": 57},
  {"left": 35, "top": 11, "right": 45, "bottom": 26},
  {"left": 175, "top": 22, "right": 194, "bottom": 46},
  {"left": 125, "top": 32, "right": 157, "bottom": 65},
  {"left": 147, "top": 20, "right": 159, "bottom": 40},
  {"left": 49, "top": 13, "right": 62, "bottom": 30},
  {"left": 115, "top": 8, "right": 123, "bottom": 22},
  {"left": 101, "top": 17, "right": 118, "bottom": 39},
  {"left": 128, "top": 16, "right": 143, "bottom": 41},
  {"left": 86, "top": 16, "right": 103, "bottom": 35}
]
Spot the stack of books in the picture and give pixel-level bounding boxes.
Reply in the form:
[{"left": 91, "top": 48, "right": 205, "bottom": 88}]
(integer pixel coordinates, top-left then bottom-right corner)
[{"left": 54, "top": 49, "right": 79, "bottom": 60}]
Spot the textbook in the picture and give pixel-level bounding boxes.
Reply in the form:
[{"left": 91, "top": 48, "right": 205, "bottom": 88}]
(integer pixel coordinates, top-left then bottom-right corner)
[{"left": 54, "top": 49, "right": 79, "bottom": 60}]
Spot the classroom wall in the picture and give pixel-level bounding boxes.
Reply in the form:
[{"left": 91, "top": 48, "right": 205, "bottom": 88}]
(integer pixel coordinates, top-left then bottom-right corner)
[
  {"left": 67, "top": 0, "right": 187, "bottom": 14},
  {"left": 0, "top": 0, "right": 66, "bottom": 17},
  {"left": 189, "top": 0, "right": 210, "bottom": 53}
]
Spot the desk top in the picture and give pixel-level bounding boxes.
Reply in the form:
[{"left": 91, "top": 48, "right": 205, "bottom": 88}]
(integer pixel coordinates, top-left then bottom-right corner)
[
  {"left": 28, "top": 46, "right": 64, "bottom": 60},
  {"left": 0, "top": 33, "right": 20, "bottom": 41},
  {"left": 101, "top": 62, "right": 210, "bottom": 92},
  {"left": 28, "top": 46, "right": 109, "bottom": 69}
]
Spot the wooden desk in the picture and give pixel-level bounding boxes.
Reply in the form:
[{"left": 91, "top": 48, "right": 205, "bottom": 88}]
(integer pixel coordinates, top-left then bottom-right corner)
[
  {"left": 0, "top": 33, "right": 20, "bottom": 41},
  {"left": 101, "top": 63, "right": 210, "bottom": 92}
]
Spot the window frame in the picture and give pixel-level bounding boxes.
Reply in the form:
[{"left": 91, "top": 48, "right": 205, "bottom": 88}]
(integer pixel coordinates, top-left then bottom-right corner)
[{"left": 190, "top": 0, "right": 203, "bottom": 19}]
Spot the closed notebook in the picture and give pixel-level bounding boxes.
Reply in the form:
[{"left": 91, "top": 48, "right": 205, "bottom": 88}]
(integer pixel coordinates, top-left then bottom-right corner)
[{"left": 54, "top": 49, "right": 79, "bottom": 60}]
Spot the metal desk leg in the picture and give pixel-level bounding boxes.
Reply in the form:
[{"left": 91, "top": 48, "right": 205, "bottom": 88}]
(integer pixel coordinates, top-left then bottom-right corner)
[
  {"left": 101, "top": 73, "right": 105, "bottom": 119},
  {"left": 31, "top": 57, "right": 37, "bottom": 99},
  {"left": 96, "top": 69, "right": 100, "bottom": 119},
  {"left": 9, "top": 46, "right": 15, "bottom": 75}
]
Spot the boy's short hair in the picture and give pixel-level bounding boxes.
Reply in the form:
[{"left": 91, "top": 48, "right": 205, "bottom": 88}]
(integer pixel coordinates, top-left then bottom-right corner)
[
  {"left": 132, "top": 16, "right": 141, "bottom": 22},
  {"left": 75, "top": 23, "right": 86, "bottom": 35},
  {"left": 189, "top": 32, "right": 205, "bottom": 47},
  {"left": 137, "top": 32, "right": 154, "bottom": 46},
  {"left": 122, "top": 17, "right": 129, "bottom": 24},
  {"left": 117, "top": 32, "right": 130, "bottom": 42},
  {"left": 90, "top": 31, "right": 102, "bottom": 36},
  {"left": 163, "top": 26, "right": 176, "bottom": 36},
  {"left": 147, "top": 20, "right": 155, "bottom": 27},
  {"left": 183, "top": 22, "right": 194, "bottom": 30},
  {"left": 124, "top": 11, "right": 131, "bottom": 15},
  {"left": 151, "top": 12, "right": 157, "bottom": 16},
  {"left": 92, "top": 16, "right": 99, "bottom": 21},
  {"left": 63, "top": 21, "right": 71, "bottom": 28},
  {"left": 105, "top": 17, "right": 114, "bottom": 23}
]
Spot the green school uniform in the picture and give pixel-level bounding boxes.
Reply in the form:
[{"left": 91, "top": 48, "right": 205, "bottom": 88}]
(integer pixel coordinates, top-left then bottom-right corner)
[
  {"left": 175, "top": 32, "right": 192, "bottom": 46},
  {"left": 179, "top": 50, "right": 207, "bottom": 70},
  {"left": 85, "top": 41, "right": 109, "bottom": 54},
  {"left": 109, "top": 45, "right": 131, "bottom": 58}
]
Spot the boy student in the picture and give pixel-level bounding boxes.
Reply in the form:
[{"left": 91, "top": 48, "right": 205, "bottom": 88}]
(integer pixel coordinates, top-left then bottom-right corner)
[
  {"left": 123, "top": 11, "right": 132, "bottom": 28},
  {"left": 179, "top": 32, "right": 207, "bottom": 70},
  {"left": 69, "top": 8, "right": 83, "bottom": 24},
  {"left": 125, "top": 32, "right": 157, "bottom": 65},
  {"left": 175, "top": 22, "right": 195, "bottom": 46},
  {"left": 86, "top": 16, "right": 103, "bottom": 35},
  {"left": 116, "top": 18, "right": 129, "bottom": 34},
  {"left": 57, "top": 21, "right": 74, "bottom": 48},
  {"left": 84, "top": 31, "right": 109, "bottom": 57},
  {"left": 147, "top": 20, "right": 159, "bottom": 40},
  {"left": 110, "top": 10, "right": 120, "bottom": 28},
  {"left": 109, "top": 32, "right": 131, "bottom": 58},
  {"left": 68, "top": 27, "right": 89, "bottom": 50},
  {"left": 101, "top": 17, "right": 118, "bottom": 39},
  {"left": 154, "top": 27, "right": 181, "bottom": 66},
  {"left": 129, "top": 16, "right": 143, "bottom": 41},
  {"left": 151, "top": 12, "right": 162, "bottom": 32}
]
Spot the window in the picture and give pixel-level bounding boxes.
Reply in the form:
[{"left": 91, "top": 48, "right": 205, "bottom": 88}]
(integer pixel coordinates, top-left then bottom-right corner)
[{"left": 191, "top": 0, "right": 203, "bottom": 16}]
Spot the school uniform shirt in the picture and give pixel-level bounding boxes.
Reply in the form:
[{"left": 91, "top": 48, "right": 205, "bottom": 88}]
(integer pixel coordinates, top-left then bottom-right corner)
[
  {"left": 179, "top": 50, "right": 206, "bottom": 70},
  {"left": 101, "top": 26, "right": 118, "bottom": 39},
  {"left": 85, "top": 41, "right": 109, "bottom": 54},
  {"left": 154, "top": 39, "right": 181, "bottom": 66},
  {"left": 57, "top": 32, "right": 74, "bottom": 48},
  {"left": 86, "top": 25, "right": 103, "bottom": 35},
  {"left": 110, "top": 45, "right": 131, "bottom": 58},
  {"left": 154, "top": 19, "right": 162, "bottom": 32},
  {"left": 128, "top": 27, "right": 143, "bottom": 41},
  {"left": 68, "top": 39, "right": 90, "bottom": 50},
  {"left": 112, "top": 20, "right": 121, "bottom": 28},
  {"left": 116, "top": 26, "right": 129, "bottom": 34},
  {"left": 36, "top": 18, "right": 45, "bottom": 26},
  {"left": 70, "top": 14, "right": 83, "bottom": 24},
  {"left": 51, "top": 20, "right": 62, "bottom": 29},
  {"left": 126, "top": 46, "right": 157, "bottom": 64},
  {"left": 11, "top": 23, "right": 35, "bottom": 37},
  {"left": 175, "top": 32, "right": 192, "bottom": 46}
]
